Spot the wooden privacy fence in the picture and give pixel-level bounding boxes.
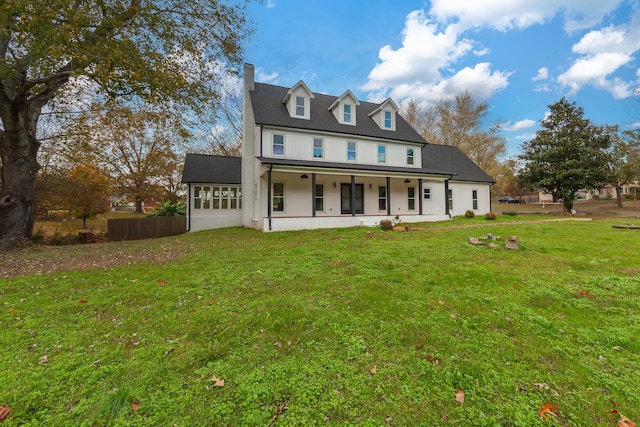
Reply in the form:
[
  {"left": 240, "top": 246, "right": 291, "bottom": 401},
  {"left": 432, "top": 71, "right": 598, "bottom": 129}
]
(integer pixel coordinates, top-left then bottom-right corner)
[{"left": 107, "top": 216, "right": 186, "bottom": 241}]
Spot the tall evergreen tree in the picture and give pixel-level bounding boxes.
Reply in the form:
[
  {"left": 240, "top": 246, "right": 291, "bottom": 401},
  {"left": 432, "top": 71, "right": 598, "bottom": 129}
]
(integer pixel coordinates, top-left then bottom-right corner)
[{"left": 518, "top": 98, "right": 611, "bottom": 212}]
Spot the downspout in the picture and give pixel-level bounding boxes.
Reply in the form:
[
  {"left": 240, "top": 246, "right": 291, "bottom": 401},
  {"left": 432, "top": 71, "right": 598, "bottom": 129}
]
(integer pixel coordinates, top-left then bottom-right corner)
[
  {"left": 267, "top": 165, "right": 273, "bottom": 231},
  {"left": 444, "top": 176, "right": 452, "bottom": 218},
  {"left": 489, "top": 182, "right": 494, "bottom": 213}
]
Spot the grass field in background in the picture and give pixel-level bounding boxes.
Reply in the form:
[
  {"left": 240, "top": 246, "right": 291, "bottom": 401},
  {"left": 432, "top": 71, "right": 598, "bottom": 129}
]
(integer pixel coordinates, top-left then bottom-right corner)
[{"left": 1, "top": 217, "right": 640, "bottom": 426}]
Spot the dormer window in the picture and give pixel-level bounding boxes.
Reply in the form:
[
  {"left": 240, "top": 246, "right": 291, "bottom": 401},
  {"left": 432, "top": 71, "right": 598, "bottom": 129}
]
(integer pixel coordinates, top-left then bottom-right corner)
[
  {"left": 384, "top": 111, "right": 392, "bottom": 129},
  {"left": 369, "top": 97, "right": 399, "bottom": 131},
  {"left": 343, "top": 104, "right": 352, "bottom": 123},
  {"left": 282, "top": 80, "right": 314, "bottom": 120},
  {"left": 296, "top": 96, "right": 305, "bottom": 116},
  {"left": 329, "top": 90, "right": 360, "bottom": 126}
]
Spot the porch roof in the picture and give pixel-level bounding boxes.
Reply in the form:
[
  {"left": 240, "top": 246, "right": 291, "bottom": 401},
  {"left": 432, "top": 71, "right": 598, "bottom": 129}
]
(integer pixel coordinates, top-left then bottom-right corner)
[
  {"left": 256, "top": 156, "right": 453, "bottom": 177},
  {"left": 182, "top": 153, "right": 242, "bottom": 184}
]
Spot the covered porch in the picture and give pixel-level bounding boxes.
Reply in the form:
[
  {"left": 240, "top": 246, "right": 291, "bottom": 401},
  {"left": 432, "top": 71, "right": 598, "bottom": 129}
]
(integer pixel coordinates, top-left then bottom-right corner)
[{"left": 253, "top": 163, "right": 452, "bottom": 232}]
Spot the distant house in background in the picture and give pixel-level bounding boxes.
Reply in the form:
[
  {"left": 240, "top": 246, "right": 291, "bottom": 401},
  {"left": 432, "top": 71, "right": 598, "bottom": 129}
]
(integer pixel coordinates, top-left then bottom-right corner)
[{"left": 181, "top": 63, "right": 495, "bottom": 232}]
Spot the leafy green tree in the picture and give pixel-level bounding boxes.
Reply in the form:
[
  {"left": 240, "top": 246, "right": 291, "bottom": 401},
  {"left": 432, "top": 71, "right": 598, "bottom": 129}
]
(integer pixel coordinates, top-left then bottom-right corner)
[
  {"left": 518, "top": 98, "right": 612, "bottom": 212},
  {"left": 0, "top": 0, "right": 252, "bottom": 249},
  {"left": 605, "top": 127, "right": 640, "bottom": 207}
]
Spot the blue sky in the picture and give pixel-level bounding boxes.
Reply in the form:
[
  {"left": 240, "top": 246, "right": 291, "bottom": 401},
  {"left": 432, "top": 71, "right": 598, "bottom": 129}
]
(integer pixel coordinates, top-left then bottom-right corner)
[{"left": 242, "top": 0, "right": 640, "bottom": 158}]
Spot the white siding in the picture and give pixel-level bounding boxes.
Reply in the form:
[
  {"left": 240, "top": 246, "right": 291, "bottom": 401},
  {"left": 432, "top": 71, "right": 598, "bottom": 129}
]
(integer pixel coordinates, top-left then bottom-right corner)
[
  {"left": 261, "top": 128, "right": 422, "bottom": 168},
  {"left": 448, "top": 182, "right": 491, "bottom": 216}
]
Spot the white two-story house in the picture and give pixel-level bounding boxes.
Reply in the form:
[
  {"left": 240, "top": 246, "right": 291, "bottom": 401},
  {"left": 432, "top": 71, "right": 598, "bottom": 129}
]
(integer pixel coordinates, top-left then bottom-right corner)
[{"left": 181, "top": 63, "right": 495, "bottom": 232}]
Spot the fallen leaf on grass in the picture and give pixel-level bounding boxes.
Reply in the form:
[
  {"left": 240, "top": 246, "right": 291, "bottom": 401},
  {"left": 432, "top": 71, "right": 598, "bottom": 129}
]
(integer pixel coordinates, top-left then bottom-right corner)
[
  {"left": 0, "top": 404, "right": 11, "bottom": 420},
  {"left": 611, "top": 410, "right": 637, "bottom": 427},
  {"left": 455, "top": 389, "right": 465, "bottom": 405},
  {"left": 579, "top": 290, "right": 594, "bottom": 297},
  {"left": 78, "top": 299, "right": 88, "bottom": 304},
  {"left": 211, "top": 375, "right": 225, "bottom": 387},
  {"left": 156, "top": 279, "right": 166, "bottom": 286},
  {"left": 538, "top": 403, "right": 559, "bottom": 419},
  {"left": 370, "top": 365, "right": 377, "bottom": 374},
  {"left": 438, "top": 300, "right": 445, "bottom": 305},
  {"left": 416, "top": 341, "right": 424, "bottom": 349},
  {"left": 131, "top": 402, "right": 140, "bottom": 411}
]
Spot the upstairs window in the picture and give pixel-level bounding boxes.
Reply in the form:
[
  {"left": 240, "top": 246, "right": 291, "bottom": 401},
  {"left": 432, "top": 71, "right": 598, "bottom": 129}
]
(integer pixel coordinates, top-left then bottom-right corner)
[
  {"left": 343, "top": 104, "right": 352, "bottom": 123},
  {"left": 384, "top": 111, "right": 392, "bottom": 128},
  {"left": 313, "top": 138, "right": 323, "bottom": 158},
  {"left": 347, "top": 141, "right": 357, "bottom": 161},
  {"left": 295, "top": 96, "right": 305, "bottom": 116},
  {"left": 377, "top": 144, "right": 386, "bottom": 163},
  {"left": 273, "top": 134, "right": 284, "bottom": 156},
  {"left": 407, "top": 148, "right": 414, "bottom": 165}
]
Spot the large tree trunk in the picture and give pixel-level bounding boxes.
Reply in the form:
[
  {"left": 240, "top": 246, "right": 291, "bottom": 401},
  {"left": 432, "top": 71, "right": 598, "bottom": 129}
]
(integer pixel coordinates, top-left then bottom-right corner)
[
  {"left": 0, "top": 105, "right": 41, "bottom": 250},
  {"left": 614, "top": 184, "right": 623, "bottom": 208}
]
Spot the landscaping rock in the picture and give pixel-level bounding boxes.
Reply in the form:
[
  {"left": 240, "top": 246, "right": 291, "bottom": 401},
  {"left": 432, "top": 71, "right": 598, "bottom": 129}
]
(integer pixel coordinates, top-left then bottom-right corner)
[
  {"left": 468, "top": 237, "right": 487, "bottom": 246},
  {"left": 505, "top": 235, "right": 519, "bottom": 250}
]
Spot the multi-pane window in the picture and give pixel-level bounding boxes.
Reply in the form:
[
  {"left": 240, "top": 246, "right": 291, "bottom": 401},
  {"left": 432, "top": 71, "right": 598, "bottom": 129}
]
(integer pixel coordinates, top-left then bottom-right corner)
[
  {"left": 423, "top": 187, "right": 431, "bottom": 200},
  {"left": 273, "top": 134, "right": 284, "bottom": 155},
  {"left": 407, "top": 147, "right": 414, "bottom": 165},
  {"left": 273, "top": 183, "right": 284, "bottom": 212},
  {"left": 295, "top": 96, "right": 305, "bottom": 116},
  {"left": 378, "top": 144, "right": 386, "bottom": 163},
  {"left": 313, "top": 138, "right": 323, "bottom": 158},
  {"left": 448, "top": 189, "right": 453, "bottom": 210},
  {"left": 378, "top": 186, "right": 387, "bottom": 211},
  {"left": 315, "top": 184, "right": 324, "bottom": 211},
  {"left": 472, "top": 189, "right": 478, "bottom": 210},
  {"left": 344, "top": 104, "right": 352, "bottom": 123},
  {"left": 347, "top": 141, "right": 357, "bottom": 160},
  {"left": 384, "top": 110, "right": 392, "bottom": 128},
  {"left": 194, "top": 186, "right": 241, "bottom": 210},
  {"left": 408, "top": 187, "right": 416, "bottom": 210}
]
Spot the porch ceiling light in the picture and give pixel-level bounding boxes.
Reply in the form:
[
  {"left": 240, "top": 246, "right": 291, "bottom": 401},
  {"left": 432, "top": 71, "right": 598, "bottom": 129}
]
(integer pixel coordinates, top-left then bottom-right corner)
[
  {"left": 301, "top": 174, "right": 309, "bottom": 179},
  {"left": 404, "top": 179, "right": 411, "bottom": 183}
]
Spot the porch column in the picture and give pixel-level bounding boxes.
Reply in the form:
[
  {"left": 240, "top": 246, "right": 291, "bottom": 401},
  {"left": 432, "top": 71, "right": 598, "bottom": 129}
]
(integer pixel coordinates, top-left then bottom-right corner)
[
  {"left": 418, "top": 178, "right": 423, "bottom": 215},
  {"left": 312, "top": 173, "right": 317, "bottom": 217},
  {"left": 386, "top": 176, "right": 391, "bottom": 216},
  {"left": 350, "top": 175, "right": 355, "bottom": 216},
  {"left": 267, "top": 166, "right": 272, "bottom": 231},
  {"left": 444, "top": 178, "right": 450, "bottom": 217}
]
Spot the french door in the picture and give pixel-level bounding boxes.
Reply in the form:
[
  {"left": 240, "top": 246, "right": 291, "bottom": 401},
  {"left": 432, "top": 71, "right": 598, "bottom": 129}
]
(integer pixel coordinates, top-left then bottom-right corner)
[{"left": 341, "top": 183, "right": 364, "bottom": 214}]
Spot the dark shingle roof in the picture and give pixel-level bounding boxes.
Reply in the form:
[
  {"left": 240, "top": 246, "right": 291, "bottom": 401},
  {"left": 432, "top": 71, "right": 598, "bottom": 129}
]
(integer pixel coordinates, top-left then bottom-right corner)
[
  {"left": 250, "top": 83, "right": 427, "bottom": 144},
  {"left": 181, "top": 153, "right": 241, "bottom": 184},
  {"left": 422, "top": 145, "right": 496, "bottom": 183}
]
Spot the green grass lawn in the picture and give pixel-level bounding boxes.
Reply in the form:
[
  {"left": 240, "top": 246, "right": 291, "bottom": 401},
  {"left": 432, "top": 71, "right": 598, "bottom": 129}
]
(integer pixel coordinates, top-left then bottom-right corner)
[{"left": 2, "top": 218, "right": 640, "bottom": 426}]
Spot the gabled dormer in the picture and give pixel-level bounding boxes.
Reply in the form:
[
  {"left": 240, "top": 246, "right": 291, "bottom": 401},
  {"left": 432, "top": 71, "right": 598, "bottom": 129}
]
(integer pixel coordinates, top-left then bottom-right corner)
[
  {"left": 368, "top": 98, "right": 400, "bottom": 131},
  {"left": 281, "top": 80, "right": 314, "bottom": 120},
  {"left": 328, "top": 90, "right": 360, "bottom": 126}
]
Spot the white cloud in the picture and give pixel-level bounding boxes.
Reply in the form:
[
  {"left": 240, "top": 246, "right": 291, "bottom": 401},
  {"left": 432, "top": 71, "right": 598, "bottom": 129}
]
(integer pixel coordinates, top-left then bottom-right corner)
[
  {"left": 428, "top": 0, "right": 623, "bottom": 32},
  {"left": 362, "top": 11, "right": 473, "bottom": 93},
  {"left": 532, "top": 67, "right": 549, "bottom": 81},
  {"left": 515, "top": 132, "right": 537, "bottom": 141},
  {"left": 256, "top": 68, "right": 279, "bottom": 83},
  {"left": 362, "top": 11, "right": 509, "bottom": 104},
  {"left": 557, "top": 10, "right": 640, "bottom": 98},
  {"left": 558, "top": 52, "right": 634, "bottom": 98},
  {"left": 503, "top": 119, "right": 536, "bottom": 131}
]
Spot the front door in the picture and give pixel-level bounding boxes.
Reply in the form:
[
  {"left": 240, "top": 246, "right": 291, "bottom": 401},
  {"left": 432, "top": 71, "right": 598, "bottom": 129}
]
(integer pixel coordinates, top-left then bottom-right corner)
[{"left": 341, "top": 183, "right": 364, "bottom": 214}]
